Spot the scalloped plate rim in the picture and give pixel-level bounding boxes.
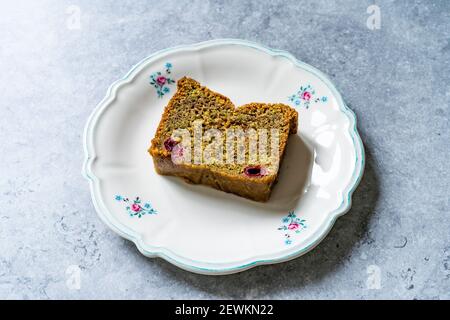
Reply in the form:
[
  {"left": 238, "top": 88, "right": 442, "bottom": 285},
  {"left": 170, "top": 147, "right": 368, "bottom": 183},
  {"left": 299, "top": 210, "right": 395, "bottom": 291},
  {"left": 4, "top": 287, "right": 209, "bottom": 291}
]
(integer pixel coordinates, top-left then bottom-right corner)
[{"left": 82, "top": 39, "right": 365, "bottom": 275}]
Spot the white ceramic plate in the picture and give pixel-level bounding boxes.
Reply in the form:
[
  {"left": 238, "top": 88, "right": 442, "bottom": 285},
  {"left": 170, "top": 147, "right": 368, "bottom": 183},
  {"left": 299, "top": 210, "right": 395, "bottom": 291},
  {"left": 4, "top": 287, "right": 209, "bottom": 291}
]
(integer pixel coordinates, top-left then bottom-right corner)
[{"left": 83, "top": 39, "right": 364, "bottom": 275}]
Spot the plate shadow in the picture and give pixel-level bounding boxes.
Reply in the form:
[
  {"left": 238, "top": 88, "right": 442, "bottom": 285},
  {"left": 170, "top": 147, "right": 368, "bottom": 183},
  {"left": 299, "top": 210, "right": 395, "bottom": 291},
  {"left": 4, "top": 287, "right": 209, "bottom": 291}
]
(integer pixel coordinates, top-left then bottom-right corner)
[{"left": 140, "top": 140, "right": 379, "bottom": 298}]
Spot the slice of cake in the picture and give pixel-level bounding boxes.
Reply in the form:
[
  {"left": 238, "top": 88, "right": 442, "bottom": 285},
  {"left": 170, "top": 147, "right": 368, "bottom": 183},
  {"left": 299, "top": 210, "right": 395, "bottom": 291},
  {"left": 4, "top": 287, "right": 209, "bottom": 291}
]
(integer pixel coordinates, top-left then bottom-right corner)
[{"left": 149, "top": 77, "right": 298, "bottom": 202}]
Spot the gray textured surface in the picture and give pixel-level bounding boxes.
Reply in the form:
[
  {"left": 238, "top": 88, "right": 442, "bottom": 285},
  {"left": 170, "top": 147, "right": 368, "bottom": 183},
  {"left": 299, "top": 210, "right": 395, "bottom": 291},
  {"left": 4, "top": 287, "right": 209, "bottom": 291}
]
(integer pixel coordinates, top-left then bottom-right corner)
[{"left": 0, "top": 0, "right": 449, "bottom": 299}]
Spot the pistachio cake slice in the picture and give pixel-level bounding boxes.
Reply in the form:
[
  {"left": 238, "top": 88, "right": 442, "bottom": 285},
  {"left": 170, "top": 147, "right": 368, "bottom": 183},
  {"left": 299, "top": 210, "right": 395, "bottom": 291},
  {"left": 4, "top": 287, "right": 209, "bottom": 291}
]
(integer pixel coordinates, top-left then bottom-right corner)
[{"left": 149, "top": 77, "right": 298, "bottom": 202}]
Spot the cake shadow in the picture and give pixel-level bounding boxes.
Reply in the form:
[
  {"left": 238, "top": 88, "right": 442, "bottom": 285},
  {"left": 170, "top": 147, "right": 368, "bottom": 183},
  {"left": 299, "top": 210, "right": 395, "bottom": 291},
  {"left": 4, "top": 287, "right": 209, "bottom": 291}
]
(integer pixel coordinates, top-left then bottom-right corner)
[
  {"left": 161, "top": 134, "right": 313, "bottom": 213},
  {"left": 267, "top": 134, "right": 313, "bottom": 210},
  {"left": 142, "top": 141, "right": 379, "bottom": 298}
]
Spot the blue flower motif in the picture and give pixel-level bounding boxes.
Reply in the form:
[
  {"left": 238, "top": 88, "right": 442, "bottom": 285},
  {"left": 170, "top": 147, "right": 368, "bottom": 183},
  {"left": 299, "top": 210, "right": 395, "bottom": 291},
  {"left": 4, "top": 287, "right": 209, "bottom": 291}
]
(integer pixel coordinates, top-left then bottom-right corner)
[
  {"left": 149, "top": 63, "right": 175, "bottom": 98},
  {"left": 279, "top": 211, "right": 307, "bottom": 245},
  {"left": 289, "top": 84, "right": 327, "bottom": 109},
  {"left": 116, "top": 195, "right": 158, "bottom": 218}
]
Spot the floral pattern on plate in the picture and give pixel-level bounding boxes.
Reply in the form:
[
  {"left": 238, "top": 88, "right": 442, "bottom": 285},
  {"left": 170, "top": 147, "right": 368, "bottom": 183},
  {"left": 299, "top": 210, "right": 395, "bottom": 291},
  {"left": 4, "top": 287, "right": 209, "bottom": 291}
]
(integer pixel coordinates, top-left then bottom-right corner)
[
  {"left": 278, "top": 211, "right": 307, "bottom": 245},
  {"left": 289, "top": 84, "right": 327, "bottom": 109},
  {"left": 149, "top": 62, "right": 176, "bottom": 98},
  {"left": 115, "top": 195, "right": 157, "bottom": 218}
]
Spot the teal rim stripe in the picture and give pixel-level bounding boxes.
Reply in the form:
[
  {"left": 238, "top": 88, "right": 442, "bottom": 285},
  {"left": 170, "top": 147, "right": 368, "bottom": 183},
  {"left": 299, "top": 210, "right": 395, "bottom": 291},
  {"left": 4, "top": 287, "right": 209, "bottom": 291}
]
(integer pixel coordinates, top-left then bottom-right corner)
[{"left": 82, "top": 39, "right": 365, "bottom": 275}]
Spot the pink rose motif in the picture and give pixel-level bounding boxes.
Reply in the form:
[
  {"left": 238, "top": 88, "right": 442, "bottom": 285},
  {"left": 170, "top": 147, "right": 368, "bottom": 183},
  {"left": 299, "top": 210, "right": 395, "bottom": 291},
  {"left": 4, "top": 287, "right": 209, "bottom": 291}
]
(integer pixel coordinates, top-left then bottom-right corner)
[
  {"left": 288, "top": 222, "right": 299, "bottom": 230},
  {"left": 156, "top": 75, "right": 167, "bottom": 86},
  {"left": 131, "top": 204, "right": 141, "bottom": 212},
  {"left": 301, "top": 91, "right": 311, "bottom": 101}
]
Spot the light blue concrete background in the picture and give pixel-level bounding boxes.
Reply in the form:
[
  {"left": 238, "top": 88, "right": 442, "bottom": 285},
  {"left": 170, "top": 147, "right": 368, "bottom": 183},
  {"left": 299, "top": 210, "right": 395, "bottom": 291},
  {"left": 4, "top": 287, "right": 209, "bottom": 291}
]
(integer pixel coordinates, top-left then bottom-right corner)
[{"left": 0, "top": 0, "right": 449, "bottom": 299}]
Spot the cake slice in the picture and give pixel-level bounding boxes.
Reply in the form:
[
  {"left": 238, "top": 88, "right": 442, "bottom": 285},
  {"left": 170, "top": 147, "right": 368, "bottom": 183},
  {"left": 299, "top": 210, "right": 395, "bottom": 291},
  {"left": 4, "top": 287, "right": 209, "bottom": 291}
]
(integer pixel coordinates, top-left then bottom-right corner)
[{"left": 149, "top": 77, "right": 298, "bottom": 202}]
